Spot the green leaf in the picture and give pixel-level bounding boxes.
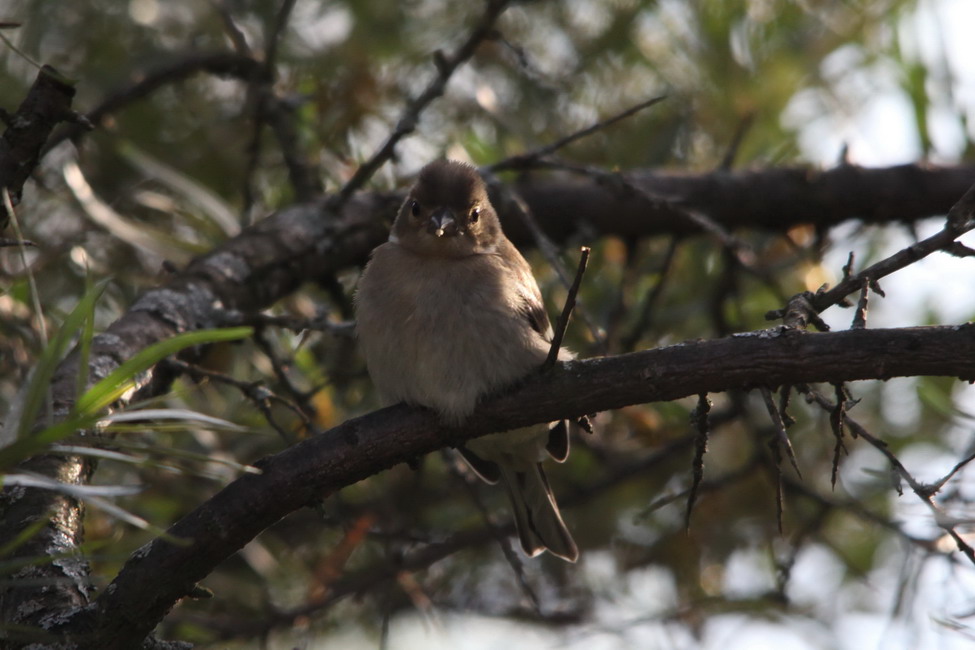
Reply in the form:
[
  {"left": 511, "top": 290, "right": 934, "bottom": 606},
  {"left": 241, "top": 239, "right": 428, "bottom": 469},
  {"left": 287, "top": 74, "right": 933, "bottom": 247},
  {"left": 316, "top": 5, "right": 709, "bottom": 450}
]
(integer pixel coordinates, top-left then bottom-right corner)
[
  {"left": 75, "top": 327, "right": 253, "bottom": 415},
  {"left": 3, "top": 282, "right": 105, "bottom": 443},
  {"left": 0, "top": 327, "right": 252, "bottom": 470}
]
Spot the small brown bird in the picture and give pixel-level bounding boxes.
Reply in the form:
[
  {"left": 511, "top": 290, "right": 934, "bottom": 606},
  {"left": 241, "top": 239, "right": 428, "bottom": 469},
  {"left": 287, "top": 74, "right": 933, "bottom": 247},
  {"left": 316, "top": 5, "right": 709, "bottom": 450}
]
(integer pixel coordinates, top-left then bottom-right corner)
[{"left": 355, "top": 159, "right": 578, "bottom": 562}]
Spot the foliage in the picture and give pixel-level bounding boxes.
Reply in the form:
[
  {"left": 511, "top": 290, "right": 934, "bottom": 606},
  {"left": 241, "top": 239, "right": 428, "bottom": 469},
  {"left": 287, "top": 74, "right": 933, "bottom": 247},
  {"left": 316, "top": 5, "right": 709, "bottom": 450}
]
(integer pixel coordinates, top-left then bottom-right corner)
[{"left": 2, "top": 0, "right": 974, "bottom": 648}]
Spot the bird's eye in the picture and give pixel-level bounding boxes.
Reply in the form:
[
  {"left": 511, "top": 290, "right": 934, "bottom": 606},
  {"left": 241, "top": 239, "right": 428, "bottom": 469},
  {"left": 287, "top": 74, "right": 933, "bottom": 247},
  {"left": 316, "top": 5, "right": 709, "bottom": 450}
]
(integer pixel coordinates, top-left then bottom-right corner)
[
  {"left": 470, "top": 207, "right": 480, "bottom": 224},
  {"left": 410, "top": 201, "right": 420, "bottom": 217}
]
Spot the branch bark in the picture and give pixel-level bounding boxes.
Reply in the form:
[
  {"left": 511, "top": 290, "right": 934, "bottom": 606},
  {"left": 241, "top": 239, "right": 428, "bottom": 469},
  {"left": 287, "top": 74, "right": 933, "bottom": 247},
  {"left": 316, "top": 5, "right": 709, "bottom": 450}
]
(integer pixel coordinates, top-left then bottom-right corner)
[
  {"left": 41, "top": 52, "right": 262, "bottom": 156},
  {"left": 0, "top": 160, "right": 972, "bottom": 645},
  {"left": 0, "top": 65, "right": 78, "bottom": 229},
  {"left": 507, "top": 163, "right": 975, "bottom": 244},
  {"left": 0, "top": 193, "right": 393, "bottom": 643},
  {"left": 65, "top": 323, "right": 975, "bottom": 648}
]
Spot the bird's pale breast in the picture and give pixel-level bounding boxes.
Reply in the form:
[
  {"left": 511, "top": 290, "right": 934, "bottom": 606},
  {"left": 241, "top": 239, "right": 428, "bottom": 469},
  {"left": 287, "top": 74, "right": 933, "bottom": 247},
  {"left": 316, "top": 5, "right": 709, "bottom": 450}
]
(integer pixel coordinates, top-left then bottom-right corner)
[{"left": 356, "top": 243, "right": 550, "bottom": 424}]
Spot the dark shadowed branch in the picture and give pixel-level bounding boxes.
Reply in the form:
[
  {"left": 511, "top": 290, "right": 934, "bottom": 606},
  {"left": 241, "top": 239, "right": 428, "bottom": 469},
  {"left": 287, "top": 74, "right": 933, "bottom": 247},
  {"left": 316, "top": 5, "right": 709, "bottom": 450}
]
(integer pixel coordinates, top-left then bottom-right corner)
[
  {"left": 0, "top": 65, "right": 82, "bottom": 229},
  {"left": 67, "top": 322, "right": 975, "bottom": 648},
  {"left": 768, "top": 178, "right": 975, "bottom": 324},
  {"left": 43, "top": 52, "right": 263, "bottom": 154},
  {"left": 1, "top": 160, "right": 973, "bottom": 645}
]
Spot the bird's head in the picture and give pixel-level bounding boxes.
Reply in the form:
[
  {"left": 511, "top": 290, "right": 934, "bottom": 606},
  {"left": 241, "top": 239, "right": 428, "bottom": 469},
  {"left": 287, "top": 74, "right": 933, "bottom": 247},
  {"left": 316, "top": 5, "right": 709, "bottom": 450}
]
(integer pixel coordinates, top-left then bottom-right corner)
[{"left": 390, "top": 159, "right": 502, "bottom": 258}]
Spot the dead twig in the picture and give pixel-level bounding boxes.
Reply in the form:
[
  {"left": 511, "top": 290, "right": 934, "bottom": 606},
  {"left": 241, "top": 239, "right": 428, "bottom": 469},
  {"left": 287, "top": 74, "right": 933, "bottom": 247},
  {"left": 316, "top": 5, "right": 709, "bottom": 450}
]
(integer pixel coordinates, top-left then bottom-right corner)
[
  {"left": 685, "top": 393, "right": 711, "bottom": 530},
  {"left": 44, "top": 53, "right": 262, "bottom": 155},
  {"left": 768, "top": 178, "right": 975, "bottom": 325},
  {"left": 486, "top": 95, "right": 667, "bottom": 173},
  {"left": 332, "top": 0, "right": 512, "bottom": 208},
  {"left": 543, "top": 246, "right": 590, "bottom": 371}
]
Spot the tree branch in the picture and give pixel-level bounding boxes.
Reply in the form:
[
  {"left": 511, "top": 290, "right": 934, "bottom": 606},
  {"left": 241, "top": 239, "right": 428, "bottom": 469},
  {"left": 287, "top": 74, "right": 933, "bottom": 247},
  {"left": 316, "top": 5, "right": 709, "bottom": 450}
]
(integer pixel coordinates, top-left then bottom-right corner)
[
  {"left": 65, "top": 322, "right": 975, "bottom": 647},
  {"left": 332, "top": 0, "right": 511, "bottom": 208},
  {"left": 507, "top": 163, "right": 975, "bottom": 244},
  {"left": 2, "top": 159, "right": 973, "bottom": 644},
  {"left": 43, "top": 52, "right": 262, "bottom": 154},
  {"left": 0, "top": 65, "right": 80, "bottom": 229}
]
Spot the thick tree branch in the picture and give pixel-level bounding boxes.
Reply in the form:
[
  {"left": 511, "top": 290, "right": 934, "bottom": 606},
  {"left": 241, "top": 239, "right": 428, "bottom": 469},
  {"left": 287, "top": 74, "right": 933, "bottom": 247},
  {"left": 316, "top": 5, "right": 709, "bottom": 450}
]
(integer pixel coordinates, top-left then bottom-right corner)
[
  {"left": 66, "top": 323, "right": 975, "bottom": 647},
  {"left": 1, "top": 158, "right": 972, "bottom": 645},
  {"left": 0, "top": 65, "right": 79, "bottom": 229},
  {"left": 506, "top": 163, "right": 975, "bottom": 244},
  {"left": 0, "top": 192, "right": 393, "bottom": 640}
]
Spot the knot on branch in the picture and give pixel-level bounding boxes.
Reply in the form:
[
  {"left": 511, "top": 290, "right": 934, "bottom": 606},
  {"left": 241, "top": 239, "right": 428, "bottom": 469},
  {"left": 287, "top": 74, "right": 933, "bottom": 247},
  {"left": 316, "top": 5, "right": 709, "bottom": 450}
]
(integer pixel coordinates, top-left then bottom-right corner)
[{"left": 765, "top": 291, "right": 830, "bottom": 331}]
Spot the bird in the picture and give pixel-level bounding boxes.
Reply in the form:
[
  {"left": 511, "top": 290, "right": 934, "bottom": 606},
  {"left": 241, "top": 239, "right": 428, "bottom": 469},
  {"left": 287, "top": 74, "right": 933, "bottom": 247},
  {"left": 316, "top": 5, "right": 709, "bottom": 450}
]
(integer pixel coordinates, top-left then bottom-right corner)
[{"left": 354, "top": 159, "right": 578, "bottom": 562}]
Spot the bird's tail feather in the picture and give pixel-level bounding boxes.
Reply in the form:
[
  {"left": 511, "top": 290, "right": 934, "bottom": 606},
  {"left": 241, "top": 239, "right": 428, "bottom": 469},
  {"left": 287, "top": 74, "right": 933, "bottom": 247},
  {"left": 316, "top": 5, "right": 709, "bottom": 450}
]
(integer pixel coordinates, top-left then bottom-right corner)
[{"left": 500, "top": 464, "right": 578, "bottom": 562}]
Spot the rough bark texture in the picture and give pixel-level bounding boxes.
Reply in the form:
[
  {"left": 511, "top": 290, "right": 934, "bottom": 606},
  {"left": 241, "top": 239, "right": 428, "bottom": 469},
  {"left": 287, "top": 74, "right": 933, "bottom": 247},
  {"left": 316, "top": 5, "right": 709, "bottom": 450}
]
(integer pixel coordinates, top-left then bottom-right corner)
[
  {"left": 505, "top": 163, "right": 975, "bottom": 243},
  {"left": 0, "top": 65, "right": 77, "bottom": 229},
  {"left": 60, "top": 323, "right": 975, "bottom": 648},
  {"left": 0, "top": 162, "right": 972, "bottom": 646},
  {"left": 0, "top": 193, "right": 393, "bottom": 645}
]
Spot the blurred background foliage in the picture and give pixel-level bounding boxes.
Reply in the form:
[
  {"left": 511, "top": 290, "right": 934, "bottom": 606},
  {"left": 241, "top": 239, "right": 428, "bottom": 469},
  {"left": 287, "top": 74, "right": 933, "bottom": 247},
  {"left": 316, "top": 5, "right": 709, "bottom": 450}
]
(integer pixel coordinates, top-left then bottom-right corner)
[{"left": 2, "top": 0, "right": 975, "bottom": 648}]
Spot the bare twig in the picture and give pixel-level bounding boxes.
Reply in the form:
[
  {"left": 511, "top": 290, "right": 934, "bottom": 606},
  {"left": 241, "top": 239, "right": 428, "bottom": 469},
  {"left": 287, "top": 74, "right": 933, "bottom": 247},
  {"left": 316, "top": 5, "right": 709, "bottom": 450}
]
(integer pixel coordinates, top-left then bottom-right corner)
[
  {"left": 719, "top": 113, "right": 754, "bottom": 171},
  {"left": 761, "top": 386, "right": 801, "bottom": 479},
  {"left": 486, "top": 95, "right": 667, "bottom": 173},
  {"left": 211, "top": 0, "right": 253, "bottom": 55},
  {"left": 800, "top": 385, "right": 975, "bottom": 566},
  {"left": 768, "top": 178, "right": 975, "bottom": 324},
  {"left": 332, "top": 0, "right": 511, "bottom": 208},
  {"left": 252, "top": 326, "right": 316, "bottom": 425},
  {"left": 827, "top": 383, "right": 850, "bottom": 488},
  {"left": 759, "top": 386, "right": 801, "bottom": 534},
  {"left": 484, "top": 176, "right": 605, "bottom": 346},
  {"left": 442, "top": 451, "right": 541, "bottom": 614},
  {"left": 852, "top": 280, "right": 869, "bottom": 329},
  {"left": 619, "top": 237, "right": 680, "bottom": 351},
  {"left": 778, "top": 385, "right": 795, "bottom": 427},
  {"left": 685, "top": 393, "right": 711, "bottom": 530},
  {"left": 239, "top": 0, "right": 321, "bottom": 214},
  {"left": 543, "top": 246, "right": 590, "bottom": 371},
  {"left": 44, "top": 53, "right": 262, "bottom": 155},
  {"left": 165, "top": 358, "right": 312, "bottom": 441}
]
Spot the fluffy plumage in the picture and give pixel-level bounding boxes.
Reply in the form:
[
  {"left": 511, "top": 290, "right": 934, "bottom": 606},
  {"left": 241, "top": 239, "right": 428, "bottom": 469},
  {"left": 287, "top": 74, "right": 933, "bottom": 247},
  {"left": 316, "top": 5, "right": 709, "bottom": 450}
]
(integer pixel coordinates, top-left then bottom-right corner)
[{"left": 355, "top": 159, "right": 578, "bottom": 562}]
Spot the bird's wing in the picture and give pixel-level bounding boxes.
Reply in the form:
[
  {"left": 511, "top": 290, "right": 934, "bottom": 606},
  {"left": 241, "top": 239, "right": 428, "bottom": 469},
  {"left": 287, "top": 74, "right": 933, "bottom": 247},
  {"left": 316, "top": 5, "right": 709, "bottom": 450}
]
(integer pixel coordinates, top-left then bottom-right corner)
[{"left": 498, "top": 239, "right": 553, "bottom": 340}]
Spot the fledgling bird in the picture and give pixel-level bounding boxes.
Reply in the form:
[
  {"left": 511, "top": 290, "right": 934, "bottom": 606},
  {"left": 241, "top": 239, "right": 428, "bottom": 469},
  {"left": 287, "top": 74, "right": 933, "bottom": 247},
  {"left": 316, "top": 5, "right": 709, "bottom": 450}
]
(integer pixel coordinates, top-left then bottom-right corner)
[{"left": 355, "top": 159, "right": 578, "bottom": 562}]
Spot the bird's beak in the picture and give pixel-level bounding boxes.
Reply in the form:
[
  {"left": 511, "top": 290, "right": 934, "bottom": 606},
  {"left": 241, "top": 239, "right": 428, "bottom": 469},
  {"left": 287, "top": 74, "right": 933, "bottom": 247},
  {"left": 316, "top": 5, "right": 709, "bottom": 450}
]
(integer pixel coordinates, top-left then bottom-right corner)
[{"left": 428, "top": 208, "right": 457, "bottom": 238}]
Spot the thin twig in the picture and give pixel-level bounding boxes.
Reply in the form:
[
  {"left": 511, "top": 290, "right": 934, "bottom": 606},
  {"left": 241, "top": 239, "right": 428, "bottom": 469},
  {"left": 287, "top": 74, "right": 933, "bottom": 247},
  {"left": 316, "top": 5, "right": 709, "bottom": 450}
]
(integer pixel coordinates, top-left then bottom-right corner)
[
  {"left": 211, "top": 0, "right": 253, "bottom": 55},
  {"left": 166, "top": 358, "right": 312, "bottom": 442},
  {"left": 718, "top": 113, "right": 754, "bottom": 171},
  {"left": 828, "top": 383, "right": 849, "bottom": 488},
  {"left": 852, "top": 279, "right": 869, "bottom": 329},
  {"left": 928, "top": 450, "right": 975, "bottom": 495},
  {"left": 760, "top": 386, "right": 801, "bottom": 479},
  {"left": 685, "top": 393, "right": 711, "bottom": 530},
  {"left": 331, "top": 0, "right": 510, "bottom": 209},
  {"left": 483, "top": 175, "right": 605, "bottom": 346},
  {"left": 486, "top": 95, "right": 667, "bottom": 173},
  {"left": 44, "top": 53, "right": 262, "bottom": 155},
  {"left": 0, "top": 237, "right": 36, "bottom": 247},
  {"left": 252, "top": 327, "right": 316, "bottom": 420},
  {"left": 2, "top": 189, "right": 46, "bottom": 347},
  {"left": 543, "top": 246, "right": 590, "bottom": 371},
  {"left": 619, "top": 237, "right": 680, "bottom": 351},
  {"left": 768, "top": 178, "right": 975, "bottom": 324},
  {"left": 442, "top": 451, "right": 541, "bottom": 614},
  {"left": 3, "top": 188, "right": 51, "bottom": 428},
  {"left": 800, "top": 385, "right": 975, "bottom": 566},
  {"left": 778, "top": 385, "right": 795, "bottom": 427}
]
